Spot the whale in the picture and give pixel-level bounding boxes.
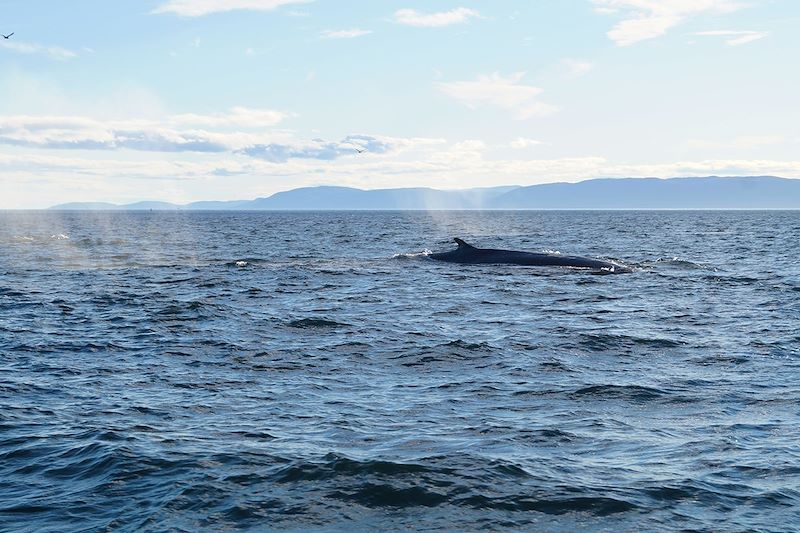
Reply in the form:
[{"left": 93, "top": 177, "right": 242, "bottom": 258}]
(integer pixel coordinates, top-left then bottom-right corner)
[{"left": 429, "top": 238, "right": 628, "bottom": 273}]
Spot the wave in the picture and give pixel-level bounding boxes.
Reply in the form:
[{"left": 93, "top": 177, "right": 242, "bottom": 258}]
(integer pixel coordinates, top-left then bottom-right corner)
[
  {"left": 579, "top": 332, "right": 684, "bottom": 351},
  {"left": 391, "top": 339, "right": 494, "bottom": 367},
  {"left": 703, "top": 274, "right": 761, "bottom": 285},
  {"left": 225, "top": 257, "right": 270, "bottom": 268},
  {"left": 329, "top": 483, "right": 449, "bottom": 508},
  {"left": 263, "top": 453, "right": 638, "bottom": 515},
  {"left": 650, "top": 257, "right": 714, "bottom": 270},
  {"left": 571, "top": 384, "right": 668, "bottom": 402},
  {"left": 440, "top": 339, "right": 492, "bottom": 351},
  {"left": 155, "top": 300, "right": 226, "bottom": 320},
  {"left": 392, "top": 250, "right": 432, "bottom": 260},
  {"left": 1, "top": 437, "right": 795, "bottom": 530},
  {"left": 287, "top": 317, "right": 350, "bottom": 329},
  {"left": 455, "top": 494, "right": 636, "bottom": 515},
  {"left": 270, "top": 454, "right": 441, "bottom": 483}
]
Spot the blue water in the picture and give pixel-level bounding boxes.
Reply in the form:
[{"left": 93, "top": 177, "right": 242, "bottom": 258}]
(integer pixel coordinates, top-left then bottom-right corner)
[{"left": 1, "top": 211, "right": 798, "bottom": 532}]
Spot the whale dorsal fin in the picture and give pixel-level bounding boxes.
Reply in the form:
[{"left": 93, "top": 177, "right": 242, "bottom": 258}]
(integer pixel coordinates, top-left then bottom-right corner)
[{"left": 454, "top": 238, "right": 474, "bottom": 249}]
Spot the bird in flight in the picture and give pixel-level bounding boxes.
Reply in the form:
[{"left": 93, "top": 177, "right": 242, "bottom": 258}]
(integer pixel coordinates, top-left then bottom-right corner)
[
  {"left": 344, "top": 140, "right": 366, "bottom": 154},
  {"left": 2, "top": 33, "right": 13, "bottom": 39}
]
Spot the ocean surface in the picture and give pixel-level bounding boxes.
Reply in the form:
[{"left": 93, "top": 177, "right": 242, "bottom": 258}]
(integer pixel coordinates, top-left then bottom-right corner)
[{"left": 1, "top": 210, "right": 798, "bottom": 532}]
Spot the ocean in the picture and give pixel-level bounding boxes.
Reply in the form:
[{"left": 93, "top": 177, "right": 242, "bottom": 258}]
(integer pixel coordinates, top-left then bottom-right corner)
[{"left": 1, "top": 210, "right": 798, "bottom": 532}]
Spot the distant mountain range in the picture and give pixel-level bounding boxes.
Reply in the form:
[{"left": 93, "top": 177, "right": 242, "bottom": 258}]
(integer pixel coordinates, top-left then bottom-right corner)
[{"left": 50, "top": 176, "right": 800, "bottom": 210}]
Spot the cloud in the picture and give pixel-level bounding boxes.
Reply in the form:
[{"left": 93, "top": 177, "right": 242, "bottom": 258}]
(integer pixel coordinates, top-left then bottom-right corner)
[
  {"left": 394, "top": 7, "right": 480, "bottom": 27},
  {"left": 0, "top": 108, "right": 290, "bottom": 153},
  {"left": 6, "top": 149, "right": 800, "bottom": 187},
  {"left": 240, "top": 135, "right": 397, "bottom": 162},
  {"left": 695, "top": 30, "right": 768, "bottom": 46},
  {"left": 152, "top": 0, "right": 311, "bottom": 17},
  {"left": 0, "top": 124, "right": 229, "bottom": 153},
  {"left": 0, "top": 152, "right": 232, "bottom": 181},
  {"left": 168, "top": 107, "right": 289, "bottom": 128},
  {"left": 686, "top": 135, "right": 787, "bottom": 150},
  {"left": 592, "top": 0, "right": 747, "bottom": 46},
  {"left": 0, "top": 40, "right": 78, "bottom": 60},
  {"left": 320, "top": 29, "right": 373, "bottom": 39},
  {"left": 211, "top": 167, "right": 249, "bottom": 176},
  {"left": 562, "top": 58, "right": 594, "bottom": 77},
  {"left": 510, "top": 137, "right": 546, "bottom": 149},
  {"left": 604, "top": 159, "right": 800, "bottom": 177},
  {"left": 452, "top": 140, "right": 485, "bottom": 151},
  {"left": 437, "top": 72, "right": 558, "bottom": 119},
  {"left": 0, "top": 111, "right": 447, "bottom": 171}
]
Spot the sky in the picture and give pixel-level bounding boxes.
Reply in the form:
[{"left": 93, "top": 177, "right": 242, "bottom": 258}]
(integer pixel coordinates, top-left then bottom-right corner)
[{"left": 1, "top": 0, "right": 799, "bottom": 208}]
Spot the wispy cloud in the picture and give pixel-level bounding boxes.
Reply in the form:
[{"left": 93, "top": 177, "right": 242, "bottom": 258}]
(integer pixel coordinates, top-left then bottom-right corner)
[
  {"left": 0, "top": 108, "right": 290, "bottom": 153},
  {"left": 695, "top": 30, "right": 768, "bottom": 46},
  {"left": 592, "top": 0, "right": 747, "bottom": 46},
  {"left": 510, "top": 137, "right": 546, "bottom": 149},
  {"left": 604, "top": 159, "right": 800, "bottom": 178},
  {"left": 0, "top": 40, "right": 78, "bottom": 60},
  {"left": 437, "top": 72, "right": 558, "bottom": 119},
  {"left": 0, "top": 112, "right": 443, "bottom": 165},
  {"left": 320, "top": 29, "right": 373, "bottom": 39},
  {"left": 168, "top": 107, "right": 289, "bottom": 128},
  {"left": 0, "top": 122, "right": 229, "bottom": 152},
  {"left": 241, "top": 135, "right": 394, "bottom": 162},
  {"left": 687, "top": 135, "right": 786, "bottom": 150},
  {"left": 562, "top": 58, "right": 594, "bottom": 77},
  {"left": 152, "top": 0, "right": 311, "bottom": 17},
  {"left": 394, "top": 7, "right": 480, "bottom": 27}
]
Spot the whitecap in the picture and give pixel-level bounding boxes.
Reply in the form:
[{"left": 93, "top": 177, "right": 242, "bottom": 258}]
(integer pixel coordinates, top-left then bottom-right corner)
[{"left": 392, "top": 250, "right": 432, "bottom": 260}]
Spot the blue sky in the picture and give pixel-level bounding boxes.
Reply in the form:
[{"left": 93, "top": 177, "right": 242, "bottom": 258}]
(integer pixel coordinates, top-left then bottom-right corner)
[{"left": 1, "top": 0, "right": 799, "bottom": 207}]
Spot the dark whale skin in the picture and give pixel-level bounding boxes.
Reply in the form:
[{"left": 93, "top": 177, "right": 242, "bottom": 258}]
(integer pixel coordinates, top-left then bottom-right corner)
[{"left": 429, "top": 238, "right": 628, "bottom": 272}]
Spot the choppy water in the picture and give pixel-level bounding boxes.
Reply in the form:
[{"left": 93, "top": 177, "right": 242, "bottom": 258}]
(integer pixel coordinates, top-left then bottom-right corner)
[{"left": 1, "top": 210, "right": 799, "bottom": 532}]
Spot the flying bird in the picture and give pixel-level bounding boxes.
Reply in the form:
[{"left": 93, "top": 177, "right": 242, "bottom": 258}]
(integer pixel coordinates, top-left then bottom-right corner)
[
  {"left": 344, "top": 140, "right": 367, "bottom": 154},
  {"left": 2, "top": 33, "right": 13, "bottom": 39}
]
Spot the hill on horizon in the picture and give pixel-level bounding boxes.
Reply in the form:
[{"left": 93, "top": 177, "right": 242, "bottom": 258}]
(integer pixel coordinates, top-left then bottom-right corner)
[{"left": 49, "top": 176, "right": 800, "bottom": 210}]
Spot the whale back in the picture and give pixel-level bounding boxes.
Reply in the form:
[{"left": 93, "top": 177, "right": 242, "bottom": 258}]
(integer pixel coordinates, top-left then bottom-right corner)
[{"left": 429, "top": 237, "right": 628, "bottom": 272}]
